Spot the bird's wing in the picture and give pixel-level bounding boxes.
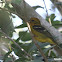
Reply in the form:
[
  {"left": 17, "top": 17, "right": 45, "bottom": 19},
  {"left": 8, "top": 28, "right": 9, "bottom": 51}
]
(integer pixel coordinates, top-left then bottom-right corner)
[{"left": 33, "top": 25, "right": 52, "bottom": 38}]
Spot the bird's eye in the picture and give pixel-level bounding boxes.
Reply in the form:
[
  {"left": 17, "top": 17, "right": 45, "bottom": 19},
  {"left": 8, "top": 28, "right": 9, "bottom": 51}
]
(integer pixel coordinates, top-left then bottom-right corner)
[{"left": 31, "top": 20, "right": 35, "bottom": 22}]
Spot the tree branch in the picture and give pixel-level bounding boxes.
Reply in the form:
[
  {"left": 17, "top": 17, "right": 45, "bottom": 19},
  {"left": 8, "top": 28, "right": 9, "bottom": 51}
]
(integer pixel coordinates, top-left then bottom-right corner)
[
  {"left": 11, "top": 1, "right": 62, "bottom": 48},
  {"left": 43, "top": 0, "right": 52, "bottom": 25},
  {"left": 22, "top": 1, "right": 48, "bottom": 61}
]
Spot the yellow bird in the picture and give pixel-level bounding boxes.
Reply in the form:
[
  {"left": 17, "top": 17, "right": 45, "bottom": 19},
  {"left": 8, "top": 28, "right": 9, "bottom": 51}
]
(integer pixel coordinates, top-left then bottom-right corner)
[{"left": 29, "top": 17, "right": 55, "bottom": 44}]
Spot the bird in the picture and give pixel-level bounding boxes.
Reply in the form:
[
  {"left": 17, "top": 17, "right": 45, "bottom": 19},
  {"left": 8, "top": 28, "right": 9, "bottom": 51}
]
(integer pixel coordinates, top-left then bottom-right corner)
[{"left": 28, "top": 17, "right": 55, "bottom": 44}]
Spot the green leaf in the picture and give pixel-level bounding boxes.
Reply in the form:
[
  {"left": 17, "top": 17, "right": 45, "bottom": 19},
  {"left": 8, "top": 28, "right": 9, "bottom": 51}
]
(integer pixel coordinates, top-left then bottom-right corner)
[
  {"left": 46, "top": 14, "right": 62, "bottom": 29},
  {"left": 19, "top": 31, "right": 27, "bottom": 36},
  {"left": 46, "top": 16, "right": 50, "bottom": 22},
  {"left": 15, "top": 21, "right": 27, "bottom": 28},
  {"left": 49, "top": 51, "right": 56, "bottom": 58},
  {"left": 56, "top": 2, "right": 62, "bottom": 5},
  {"left": 15, "top": 57, "right": 28, "bottom": 62},
  {"left": 53, "top": 23, "right": 62, "bottom": 28},
  {"left": 32, "top": 6, "right": 44, "bottom": 10},
  {"left": 0, "top": 9, "right": 14, "bottom": 36},
  {"left": 27, "top": 59, "right": 44, "bottom": 62},
  {"left": 52, "top": 21, "right": 62, "bottom": 28},
  {"left": 46, "top": 14, "right": 56, "bottom": 22},
  {"left": 61, "top": 31, "right": 62, "bottom": 33},
  {"left": 21, "top": 43, "right": 34, "bottom": 52},
  {"left": 14, "top": 48, "right": 25, "bottom": 57},
  {"left": 15, "top": 24, "right": 27, "bottom": 28},
  {"left": 50, "top": 14, "right": 56, "bottom": 22},
  {"left": 4, "top": 3, "right": 16, "bottom": 13},
  {"left": 3, "top": 51, "right": 12, "bottom": 62},
  {"left": 4, "top": 58, "right": 13, "bottom": 62},
  {"left": 12, "top": 0, "right": 22, "bottom": 4},
  {"left": 29, "top": 44, "right": 37, "bottom": 52},
  {"left": 11, "top": 43, "right": 26, "bottom": 57},
  {"left": 21, "top": 33, "right": 31, "bottom": 41},
  {"left": 15, "top": 59, "right": 22, "bottom": 62},
  {"left": 19, "top": 31, "right": 32, "bottom": 41},
  {"left": 29, "top": 42, "right": 49, "bottom": 52},
  {"left": 44, "top": 46, "right": 54, "bottom": 56},
  {"left": 15, "top": 59, "right": 21, "bottom": 62}
]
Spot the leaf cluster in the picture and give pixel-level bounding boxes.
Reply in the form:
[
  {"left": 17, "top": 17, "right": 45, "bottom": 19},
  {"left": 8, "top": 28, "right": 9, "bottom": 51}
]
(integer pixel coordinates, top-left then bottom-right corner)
[{"left": 0, "top": 0, "right": 62, "bottom": 62}]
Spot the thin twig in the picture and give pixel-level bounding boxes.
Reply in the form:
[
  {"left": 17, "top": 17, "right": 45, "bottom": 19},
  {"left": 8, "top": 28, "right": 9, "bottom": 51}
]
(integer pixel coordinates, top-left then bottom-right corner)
[
  {"left": 0, "top": 29, "right": 33, "bottom": 60},
  {"left": 33, "top": 39, "right": 48, "bottom": 62},
  {"left": 27, "top": 22, "right": 48, "bottom": 62},
  {"left": 43, "top": 0, "right": 48, "bottom": 16},
  {"left": 43, "top": 0, "right": 52, "bottom": 25},
  {"left": 11, "top": 46, "right": 27, "bottom": 59}
]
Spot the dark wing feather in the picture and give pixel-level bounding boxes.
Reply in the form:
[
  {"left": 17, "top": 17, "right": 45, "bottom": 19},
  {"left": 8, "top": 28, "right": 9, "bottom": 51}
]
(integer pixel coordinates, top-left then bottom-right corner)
[{"left": 33, "top": 25, "right": 52, "bottom": 38}]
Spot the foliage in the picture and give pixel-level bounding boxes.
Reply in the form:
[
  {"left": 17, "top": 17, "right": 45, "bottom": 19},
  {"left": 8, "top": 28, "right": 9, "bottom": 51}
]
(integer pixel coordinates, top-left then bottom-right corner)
[
  {"left": 12, "top": 0, "right": 22, "bottom": 4},
  {"left": 46, "top": 14, "right": 62, "bottom": 28},
  {"left": 3, "top": 51, "right": 12, "bottom": 62},
  {"left": 12, "top": 20, "right": 58, "bottom": 62},
  {"left": 0, "top": 9, "right": 14, "bottom": 36},
  {"left": 32, "top": 6, "right": 44, "bottom": 10},
  {"left": 0, "top": 0, "right": 62, "bottom": 62}
]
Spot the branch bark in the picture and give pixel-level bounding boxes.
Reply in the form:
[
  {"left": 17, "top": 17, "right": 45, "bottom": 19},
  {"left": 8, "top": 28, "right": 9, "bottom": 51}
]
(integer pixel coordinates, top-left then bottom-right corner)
[{"left": 11, "top": 1, "right": 62, "bottom": 48}]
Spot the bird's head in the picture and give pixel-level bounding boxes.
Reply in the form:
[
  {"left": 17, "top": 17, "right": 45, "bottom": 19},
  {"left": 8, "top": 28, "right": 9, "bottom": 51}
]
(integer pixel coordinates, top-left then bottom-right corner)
[{"left": 29, "top": 17, "right": 41, "bottom": 25}]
